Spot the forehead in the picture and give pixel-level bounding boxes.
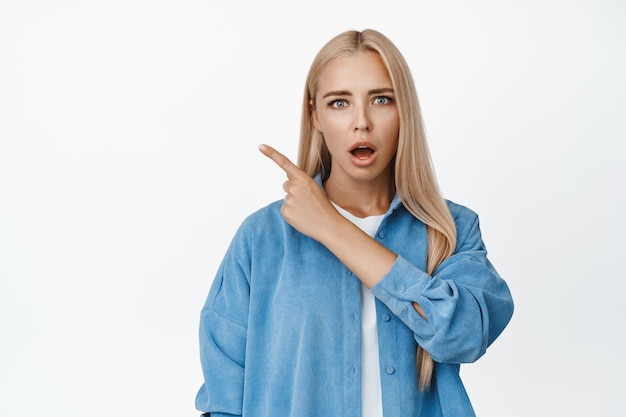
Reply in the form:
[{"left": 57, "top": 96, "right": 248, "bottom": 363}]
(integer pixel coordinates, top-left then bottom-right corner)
[{"left": 317, "top": 51, "right": 392, "bottom": 93}]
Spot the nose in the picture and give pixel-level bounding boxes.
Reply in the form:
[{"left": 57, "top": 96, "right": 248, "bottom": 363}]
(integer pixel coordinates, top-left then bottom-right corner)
[{"left": 353, "top": 105, "right": 371, "bottom": 131}]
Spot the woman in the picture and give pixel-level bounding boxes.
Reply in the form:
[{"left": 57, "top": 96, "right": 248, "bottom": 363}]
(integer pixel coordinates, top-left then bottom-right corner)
[{"left": 196, "top": 29, "right": 514, "bottom": 417}]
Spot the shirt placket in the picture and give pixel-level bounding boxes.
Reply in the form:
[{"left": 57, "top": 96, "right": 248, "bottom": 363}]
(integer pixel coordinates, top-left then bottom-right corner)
[{"left": 342, "top": 266, "right": 362, "bottom": 417}]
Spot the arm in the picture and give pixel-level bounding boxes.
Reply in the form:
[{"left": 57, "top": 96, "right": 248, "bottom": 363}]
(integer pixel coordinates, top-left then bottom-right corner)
[
  {"left": 196, "top": 229, "right": 250, "bottom": 417},
  {"left": 258, "top": 144, "right": 513, "bottom": 363},
  {"left": 371, "top": 209, "right": 514, "bottom": 363},
  {"left": 257, "top": 145, "right": 398, "bottom": 287},
  {"left": 258, "top": 144, "right": 429, "bottom": 318}
]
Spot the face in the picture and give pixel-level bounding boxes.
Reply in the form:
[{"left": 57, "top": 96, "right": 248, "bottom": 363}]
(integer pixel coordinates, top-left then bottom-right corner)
[{"left": 312, "top": 51, "right": 400, "bottom": 187}]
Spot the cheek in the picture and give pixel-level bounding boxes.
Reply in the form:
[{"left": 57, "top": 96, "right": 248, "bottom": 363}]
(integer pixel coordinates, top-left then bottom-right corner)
[
  {"left": 314, "top": 111, "right": 335, "bottom": 134},
  {"left": 315, "top": 120, "right": 334, "bottom": 140},
  {"left": 316, "top": 109, "right": 353, "bottom": 132},
  {"left": 385, "top": 114, "right": 400, "bottom": 140}
]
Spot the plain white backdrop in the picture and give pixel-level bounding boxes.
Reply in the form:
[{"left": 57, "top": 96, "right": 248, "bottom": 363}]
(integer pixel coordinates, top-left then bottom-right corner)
[{"left": 1, "top": 0, "right": 624, "bottom": 415}]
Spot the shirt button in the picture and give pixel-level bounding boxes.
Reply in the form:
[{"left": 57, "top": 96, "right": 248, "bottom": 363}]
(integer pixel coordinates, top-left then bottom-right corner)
[
  {"left": 382, "top": 314, "right": 391, "bottom": 322},
  {"left": 397, "top": 285, "right": 405, "bottom": 293},
  {"left": 377, "top": 231, "right": 385, "bottom": 239},
  {"left": 386, "top": 367, "right": 395, "bottom": 374}
]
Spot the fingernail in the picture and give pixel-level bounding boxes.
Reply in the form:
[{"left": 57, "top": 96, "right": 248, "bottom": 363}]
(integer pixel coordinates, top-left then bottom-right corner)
[{"left": 258, "top": 144, "right": 266, "bottom": 151}]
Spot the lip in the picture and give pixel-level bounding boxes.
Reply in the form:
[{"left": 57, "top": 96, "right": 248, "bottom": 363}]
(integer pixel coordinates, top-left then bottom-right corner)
[
  {"left": 349, "top": 141, "right": 378, "bottom": 167},
  {"left": 349, "top": 141, "right": 377, "bottom": 153}
]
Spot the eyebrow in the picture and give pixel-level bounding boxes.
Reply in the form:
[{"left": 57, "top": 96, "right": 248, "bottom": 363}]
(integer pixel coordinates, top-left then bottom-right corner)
[{"left": 321, "top": 87, "right": 394, "bottom": 99}]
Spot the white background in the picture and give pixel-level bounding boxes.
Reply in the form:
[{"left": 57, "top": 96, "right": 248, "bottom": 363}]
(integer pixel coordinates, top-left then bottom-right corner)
[{"left": 1, "top": 0, "right": 624, "bottom": 416}]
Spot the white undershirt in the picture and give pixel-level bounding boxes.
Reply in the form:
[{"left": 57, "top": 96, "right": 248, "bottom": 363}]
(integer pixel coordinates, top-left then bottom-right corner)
[{"left": 332, "top": 203, "right": 385, "bottom": 417}]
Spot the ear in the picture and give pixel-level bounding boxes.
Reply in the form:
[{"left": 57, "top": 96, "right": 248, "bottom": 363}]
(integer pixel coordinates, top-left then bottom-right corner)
[{"left": 310, "top": 99, "right": 321, "bottom": 132}]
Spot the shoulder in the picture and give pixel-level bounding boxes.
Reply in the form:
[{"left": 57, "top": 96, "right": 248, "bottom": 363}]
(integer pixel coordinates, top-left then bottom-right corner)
[
  {"left": 445, "top": 200, "right": 483, "bottom": 250},
  {"left": 236, "top": 199, "right": 286, "bottom": 236},
  {"left": 446, "top": 199, "right": 479, "bottom": 225},
  {"left": 222, "top": 199, "right": 287, "bottom": 258}
]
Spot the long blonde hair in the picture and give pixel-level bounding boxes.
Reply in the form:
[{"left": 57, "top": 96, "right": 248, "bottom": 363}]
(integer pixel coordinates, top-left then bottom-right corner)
[{"left": 297, "top": 29, "right": 457, "bottom": 390}]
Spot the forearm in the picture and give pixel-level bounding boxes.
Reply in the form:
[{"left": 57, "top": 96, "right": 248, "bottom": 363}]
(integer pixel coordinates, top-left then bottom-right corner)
[
  {"left": 371, "top": 252, "right": 514, "bottom": 363},
  {"left": 316, "top": 212, "right": 428, "bottom": 318},
  {"left": 317, "top": 212, "right": 397, "bottom": 288}
]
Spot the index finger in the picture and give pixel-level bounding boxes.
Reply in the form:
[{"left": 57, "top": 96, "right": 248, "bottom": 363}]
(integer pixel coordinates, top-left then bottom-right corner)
[{"left": 258, "top": 144, "right": 303, "bottom": 179}]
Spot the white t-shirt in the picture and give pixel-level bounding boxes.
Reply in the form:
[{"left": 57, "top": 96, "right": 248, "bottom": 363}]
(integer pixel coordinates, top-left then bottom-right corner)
[{"left": 332, "top": 203, "right": 384, "bottom": 417}]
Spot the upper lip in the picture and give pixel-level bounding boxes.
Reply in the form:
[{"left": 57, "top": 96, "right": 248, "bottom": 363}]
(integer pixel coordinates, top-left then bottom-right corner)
[{"left": 349, "top": 141, "right": 377, "bottom": 153}]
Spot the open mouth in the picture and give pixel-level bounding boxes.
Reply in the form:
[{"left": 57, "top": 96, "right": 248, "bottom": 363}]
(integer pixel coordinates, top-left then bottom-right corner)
[{"left": 350, "top": 145, "right": 375, "bottom": 159}]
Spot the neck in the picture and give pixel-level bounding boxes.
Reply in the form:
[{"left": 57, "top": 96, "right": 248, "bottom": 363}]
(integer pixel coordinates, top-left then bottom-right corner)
[{"left": 323, "top": 171, "right": 395, "bottom": 218}]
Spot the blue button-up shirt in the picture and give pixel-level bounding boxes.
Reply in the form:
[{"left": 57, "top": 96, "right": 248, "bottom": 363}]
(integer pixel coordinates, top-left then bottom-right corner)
[{"left": 196, "top": 178, "right": 514, "bottom": 417}]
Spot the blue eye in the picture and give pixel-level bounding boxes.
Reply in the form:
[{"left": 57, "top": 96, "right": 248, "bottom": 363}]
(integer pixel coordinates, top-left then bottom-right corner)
[
  {"left": 329, "top": 99, "right": 347, "bottom": 108},
  {"left": 374, "top": 96, "right": 391, "bottom": 105}
]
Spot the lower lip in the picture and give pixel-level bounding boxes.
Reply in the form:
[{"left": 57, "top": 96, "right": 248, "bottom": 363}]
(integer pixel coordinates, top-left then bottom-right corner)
[{"left": 350, "top": 151, "right": 378, "bottom": 167}]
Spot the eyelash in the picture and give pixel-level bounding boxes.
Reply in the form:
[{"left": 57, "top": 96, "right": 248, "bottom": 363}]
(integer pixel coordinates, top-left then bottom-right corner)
[
  {"left": 327, "top": 96, "right": 393, "bottom": 108},
  {"left": 328, "top": 99, "right": 348, "bottom": 108},
  {"left": 374, "top": 96, "right": 393, "bottom": 105}
]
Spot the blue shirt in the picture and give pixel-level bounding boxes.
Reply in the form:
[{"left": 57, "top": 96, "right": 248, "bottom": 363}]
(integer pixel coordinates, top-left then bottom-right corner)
[{"left": 195, "top": 178, "right": 514, "bottom": 417}]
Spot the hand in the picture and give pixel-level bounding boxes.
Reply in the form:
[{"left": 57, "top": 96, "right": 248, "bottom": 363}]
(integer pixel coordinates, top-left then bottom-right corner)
[
  {"left": 259, "top": 143, "right": 400, "bottom": 290},
  {"left": 258, "top": 144, "right": 340, "bottom": 241}
]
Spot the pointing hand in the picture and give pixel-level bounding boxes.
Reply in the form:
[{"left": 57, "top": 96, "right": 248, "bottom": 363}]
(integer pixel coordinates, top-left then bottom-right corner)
[{"left": 259, "top": 144, "right": 340, "bottom": 241}]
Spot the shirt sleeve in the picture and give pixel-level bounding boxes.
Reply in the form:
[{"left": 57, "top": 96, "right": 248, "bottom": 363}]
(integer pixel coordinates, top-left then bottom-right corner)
[
  {"left": 195, "top": 227, "right": 251, "bottom": 417},
  {"left": 370, "top": 207, "right": 514, "bottom": 364}
]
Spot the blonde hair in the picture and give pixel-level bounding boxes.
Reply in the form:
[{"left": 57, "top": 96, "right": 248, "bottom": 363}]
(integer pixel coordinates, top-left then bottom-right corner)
[{"left": 297, "top": 29, "right": 457, "bottom": 390}]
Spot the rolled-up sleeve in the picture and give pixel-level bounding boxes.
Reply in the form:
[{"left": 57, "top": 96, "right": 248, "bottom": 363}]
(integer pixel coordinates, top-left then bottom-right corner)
[{"left": 371, "top": 208, "right": 514, "bottom": 364}]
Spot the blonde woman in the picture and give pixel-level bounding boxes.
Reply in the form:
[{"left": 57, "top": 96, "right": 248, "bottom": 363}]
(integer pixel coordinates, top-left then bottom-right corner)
[{"left": 196, "top": 29, "right": 513, "bottom": 417}]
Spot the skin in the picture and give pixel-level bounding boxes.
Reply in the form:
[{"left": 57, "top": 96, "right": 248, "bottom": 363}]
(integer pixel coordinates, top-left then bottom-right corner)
[
  {"left": 311, "top": 51, "right": 400, "bottom": 218},
  {"left": 259, "top": 142, "right": 396, "bottom": 289},
  {"left": 258, "top": 51, "right": 426, "bottom": 317}
]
